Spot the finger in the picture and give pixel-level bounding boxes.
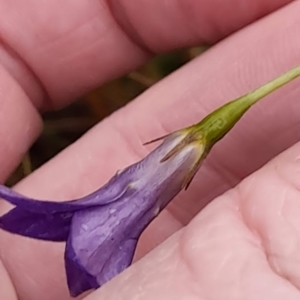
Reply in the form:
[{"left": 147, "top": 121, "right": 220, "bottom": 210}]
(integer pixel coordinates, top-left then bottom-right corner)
[
  {"left": 0, "top": 64, "right": 41, "bottom": 182},
  {"left": 0, "top": 0, "right": 292, "bottom": 108},
  {"left": 0, "top": 0, "right": 291, "bottom": 179},
  {"left": 239, "top": 143, "right": 300, "bottom": 290},
  {"left": 2, "top": 2, "right": 300, "bottom": 299},
  {"left": 0, "top": 0, "right": 288, "bottom": 179},
  {"left": 15, "top": 0, "right": 300, "bottom": 224},
  {"left": 85, "top": 143, "right": 300, "bottom": 300},
  {"left": 0, "top": 260, "right": 17, "bottom": 300}
]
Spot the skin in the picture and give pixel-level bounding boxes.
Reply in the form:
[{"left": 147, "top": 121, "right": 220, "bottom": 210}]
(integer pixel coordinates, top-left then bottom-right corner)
[{"left": 1, "top": 0, "right": 300, "bottom": 299}]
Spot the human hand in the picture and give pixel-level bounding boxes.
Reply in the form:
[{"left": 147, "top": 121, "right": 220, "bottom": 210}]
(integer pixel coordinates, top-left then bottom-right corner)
[{"left": 0, "top": 1, "right": 300, "bottom": 299}]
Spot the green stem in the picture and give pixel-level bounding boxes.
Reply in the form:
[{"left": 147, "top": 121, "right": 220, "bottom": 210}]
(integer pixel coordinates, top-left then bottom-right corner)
[
  {"left": 192, "top": 65, "right": 300, "bottom": 148},
  {"left": 247, "top": 64, "right": 300, "bottom": 105}
]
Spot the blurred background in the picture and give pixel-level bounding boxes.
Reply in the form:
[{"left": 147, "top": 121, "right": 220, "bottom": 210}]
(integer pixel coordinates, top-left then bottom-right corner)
[{"left": 7, "top": 46, "right": 207, "bottom": 186}]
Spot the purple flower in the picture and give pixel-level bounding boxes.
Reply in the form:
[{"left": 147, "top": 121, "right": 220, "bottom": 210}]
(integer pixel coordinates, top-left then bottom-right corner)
[
  {"left": 0, "top": 131, "right": 205, "bottom": 297},
  {"left": 1, "top": 64, "right": 298, "bottom": 296}
]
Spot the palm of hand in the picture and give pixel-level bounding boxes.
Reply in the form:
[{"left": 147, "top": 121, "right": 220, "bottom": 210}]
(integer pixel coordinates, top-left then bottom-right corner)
[{"left": 0, "top": 1, "right": 300, "bottom": 299}]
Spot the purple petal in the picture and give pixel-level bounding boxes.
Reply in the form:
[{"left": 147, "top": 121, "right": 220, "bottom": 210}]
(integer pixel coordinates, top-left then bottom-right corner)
[
  {"left": 0, "top": 181, "right": 133, "bottom": 214},
  {"left": 65, "top": 223, "right": 138, "bottom": 295},
  {"left": 66, "top": 195, "right": 157, "bottom": 294},
  {"left": 65, "top": 237, "right": 99, "bottom": 297},
  {"left": 0, "top": 131, "right": 204, "bottom": 297},
  {"left": 97, "top": 238, "right": 137, "bottom": 286},
  {"left": 0, "top": 186, "right": 88, "bottom": 213},
  {"left": 0, "top": 207, "right": 72, "bottom": 241}
]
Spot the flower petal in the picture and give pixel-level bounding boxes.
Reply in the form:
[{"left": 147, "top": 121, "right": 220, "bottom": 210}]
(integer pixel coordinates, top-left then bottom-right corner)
[
  {"left": 65, "top": 228, "right": 138, "bottom": 296},
  {"left": 0, "top": 180, "right": 132, "bottom": 214},
  {"left": 65, "top": 195, "right": 157, "bottom": 295},
  {"left": 96, "top": 238, "right": 137, "bottom": 286},
  {"left": 0, "top": 207, "right": 72, "bottom": 241},
  {"left": 65, "top": 237, "right": 99, "bottom": 297},
  {"left": 0, "top": 185, "right": 87, "bottom": 213}
]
